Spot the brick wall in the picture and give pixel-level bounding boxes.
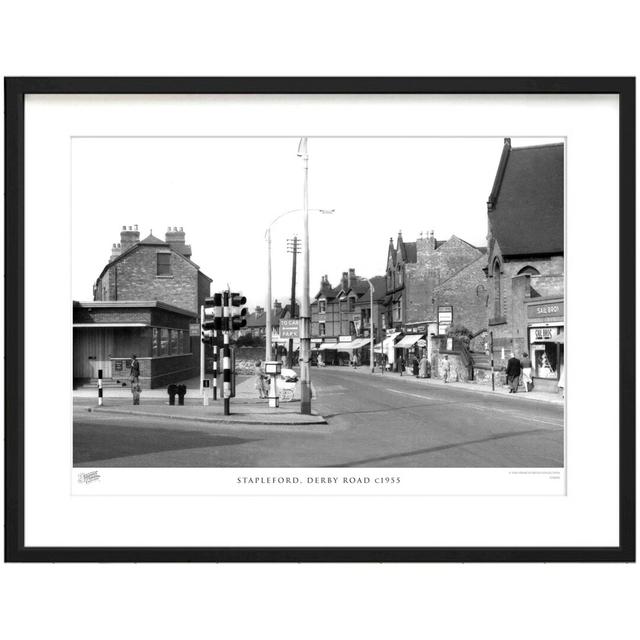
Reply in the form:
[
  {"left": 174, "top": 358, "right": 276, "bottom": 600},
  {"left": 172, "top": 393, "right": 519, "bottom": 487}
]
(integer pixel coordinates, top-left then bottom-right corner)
[
  {"left": 433, "top": 256, "right": 487, "bottom": 334},
  {"left": 96, "top": 246, "right": 200, "bottom": 313},
  {"left": 403, "top": 236, "right": 484, "bottom": 324}
]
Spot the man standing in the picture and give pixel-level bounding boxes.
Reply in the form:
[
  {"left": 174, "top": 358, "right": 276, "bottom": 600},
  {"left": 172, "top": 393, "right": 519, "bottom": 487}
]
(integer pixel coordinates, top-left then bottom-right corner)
[
  {"left": 129, "top": 354, "right": 140, "bottom": 385},
  {"left": 506, "top": 353, "right": 522, "bottom": 393},
  {"left": 441, "top": 355, "right": 451, "bottom": 383}
]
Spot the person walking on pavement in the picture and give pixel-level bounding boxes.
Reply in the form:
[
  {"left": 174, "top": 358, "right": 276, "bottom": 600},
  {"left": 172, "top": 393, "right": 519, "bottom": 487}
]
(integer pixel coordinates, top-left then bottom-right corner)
[
  {"left": 129, "top": 354, "right": 140, "bottom": 384},
  {"left": 441, "top": 355, "right": 451, "bottom": 383},
  {"left": 254, "top": 360, "right": 267, "bottom": 399},
  {"left": 398, "top": 355, "right": 405, "bottom": 377},
  {"left": 412, "top": 354, "right": 419, "bottom": 377},
  {"left": 506, "top": 353, "right": 522, "bottom": 393},
  {"left": 131, "top": 382, "right": 142, "bottom": 405},
  {"left": 419, "top": 354, "right": 429, "bottom": 378},
  {"left": 521, "top": 351, "right": 532, "bottom": 392}
]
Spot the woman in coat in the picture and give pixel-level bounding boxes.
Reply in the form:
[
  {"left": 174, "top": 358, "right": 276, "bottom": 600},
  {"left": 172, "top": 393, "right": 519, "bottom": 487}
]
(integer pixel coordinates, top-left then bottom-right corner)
[
  {"left": 254, "top": 360, "right": 267, "bottom": 399},
  {"left": 419, "top": 354, "right": 429, "bottom": 378}
]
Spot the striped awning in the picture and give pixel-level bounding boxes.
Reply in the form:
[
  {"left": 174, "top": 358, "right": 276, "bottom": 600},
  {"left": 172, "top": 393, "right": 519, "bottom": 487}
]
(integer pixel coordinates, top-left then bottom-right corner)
[{"left": 394, "top": 334, "right": 423, "bottom": 349}]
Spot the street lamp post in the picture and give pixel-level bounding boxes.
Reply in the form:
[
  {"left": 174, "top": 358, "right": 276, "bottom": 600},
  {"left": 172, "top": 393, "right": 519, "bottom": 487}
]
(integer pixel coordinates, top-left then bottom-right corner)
[
  {"left": 366, "top": 278, "right": 375, "bottom": 373},
  {"left": 298, "top": 137, "right": 312, "bottom": 415},
  {"left": 264, "top": 204, "right": 334, "bottom": 368}
]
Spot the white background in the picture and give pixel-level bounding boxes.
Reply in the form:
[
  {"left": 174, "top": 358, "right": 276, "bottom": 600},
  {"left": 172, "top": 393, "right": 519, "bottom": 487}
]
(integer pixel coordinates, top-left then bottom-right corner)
[{"left": 1, "top": 2, "right": 638, "bottom": 639}]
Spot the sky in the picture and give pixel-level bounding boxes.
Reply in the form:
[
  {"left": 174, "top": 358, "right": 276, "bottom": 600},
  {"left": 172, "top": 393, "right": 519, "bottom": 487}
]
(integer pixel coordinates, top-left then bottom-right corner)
[{"left": 71, "top": 137, "right": 561, "bottom": 309}]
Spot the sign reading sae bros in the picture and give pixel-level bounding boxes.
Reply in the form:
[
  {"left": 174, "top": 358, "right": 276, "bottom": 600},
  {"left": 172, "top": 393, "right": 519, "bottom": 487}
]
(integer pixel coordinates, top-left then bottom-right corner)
[{"left": 528, "top": 302, "right": 564, "bottom": 319}]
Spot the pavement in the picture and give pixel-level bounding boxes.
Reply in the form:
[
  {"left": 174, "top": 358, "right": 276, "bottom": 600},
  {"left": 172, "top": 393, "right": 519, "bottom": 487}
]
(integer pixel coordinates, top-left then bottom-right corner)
[
  {"left": 320, "top": 364, "right": 565, "bottom": 405},
  {"left": 75, "top": 375, "right": 327, "bottom": 426}
]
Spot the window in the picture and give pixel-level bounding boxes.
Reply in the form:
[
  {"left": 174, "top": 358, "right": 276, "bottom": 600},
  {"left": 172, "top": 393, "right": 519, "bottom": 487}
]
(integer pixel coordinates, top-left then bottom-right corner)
[
  {"left": 157, "top": 252, "right": 171, "bottom": 276},
  {"left": 348, "top": 297, "right": 355, "bottom": 312},
  {"left": 160, "top": 328, "right": 169, "bottom": 355},
  {"left": 517, "top": 265, "right": 540, "bottom": 276},
  {"left": 493, "top": 260, "right": 502, "bottom": 318},
  {"left": 169, "top": 329, "right": 179, "bottom": 356},
  {"left": 318, "top": 300, "right": 326, "bottom": 313},
  {"left": 152, "top": 328, "right": 159, "bottom": 356},
  {"left": 319, "top": 322, "right": 326, "bottom": 336}
]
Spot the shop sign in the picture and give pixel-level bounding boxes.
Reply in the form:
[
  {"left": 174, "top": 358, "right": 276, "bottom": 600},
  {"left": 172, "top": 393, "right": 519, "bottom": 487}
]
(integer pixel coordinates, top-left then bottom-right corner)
[
  {"left": 189, "top": 323, "right": 201, "bottom": 337},
  {"left": 324, "top": 336, "right": 338, "bottom": 343},
  {"left": 527, "top": 302, "right": 564, "bottom": 319},
  {"left": 405, "top": 323, "right": 427, "bottom": 334},
  {"left": 339, "top": 335, "right": 352, "bottom": 342},
  {"left": 529, "top": 327, "right": 559, "bottom": 343},
  {"left": 279, "top": 319, "right": 299, "bottom": 338},
  {"left": 417, "top": 339, "right": 427, "bottom": 347}
]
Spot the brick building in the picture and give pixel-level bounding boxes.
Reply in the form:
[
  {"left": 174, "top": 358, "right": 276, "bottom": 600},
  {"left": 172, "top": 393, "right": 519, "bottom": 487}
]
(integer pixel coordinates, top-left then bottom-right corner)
[
  {"left": 311, "top": 269, "right": 385, "bottom": 366},
  {"left": 383, "top": 231, "right": 486, "bottom": 366},
  {"left": 485, "top": 139, "right": 564, "bottom": 391},
  {"left": 73, "top": 225, "right": 213, "bottom": 388}
]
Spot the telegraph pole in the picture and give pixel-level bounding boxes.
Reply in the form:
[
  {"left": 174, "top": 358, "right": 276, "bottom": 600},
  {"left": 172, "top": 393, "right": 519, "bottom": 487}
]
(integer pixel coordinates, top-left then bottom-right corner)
[{"left": 286, "top": 235, "right": 300, "bottom": 367}]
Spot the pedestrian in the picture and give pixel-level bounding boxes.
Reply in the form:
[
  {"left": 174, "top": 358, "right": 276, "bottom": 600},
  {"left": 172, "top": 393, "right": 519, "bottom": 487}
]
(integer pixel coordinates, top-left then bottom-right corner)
[
  {"left": 254, "top": 360, "right": 267, "bottom": 399},
  {"left": 398, "top": 355, "right": 405, "bottom": 376},
  {"left": 419, "top": 354, "right": 429, "bottom": 378},
  {"left": 441, "top": 355, "right": 451, "bottom": 383},
  {"left": 129, "top": 354, "right": 140, "bottom": 384},
  {"left": 506, "top": 352, "right": 522, "bottom": 393},
  {"left": 412, "top": 355, "right": 419, "bottom": 377},
  {"left": 521, "top": 351, "right": 532, "bottom": 392},
  {"left": 131, "top": 382, "right": 142, "bottom": 405}
]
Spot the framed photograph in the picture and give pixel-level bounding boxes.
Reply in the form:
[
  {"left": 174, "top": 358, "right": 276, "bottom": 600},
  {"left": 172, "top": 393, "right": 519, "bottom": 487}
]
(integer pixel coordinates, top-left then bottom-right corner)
[{"left": 5, "top": 77, "right": 635, "bottom": 562}]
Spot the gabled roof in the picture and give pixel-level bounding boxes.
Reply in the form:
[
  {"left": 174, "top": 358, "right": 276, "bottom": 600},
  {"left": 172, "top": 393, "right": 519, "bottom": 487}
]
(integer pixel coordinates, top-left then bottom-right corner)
[
  {"left": 139, "top": 233, "right": 167, "bottom": 245},
  {"left": 488, "top": 141, "right": 564, "bottom": 256},
  {"left": 96, "top": 237, "right": 212, "bottom": 283}
]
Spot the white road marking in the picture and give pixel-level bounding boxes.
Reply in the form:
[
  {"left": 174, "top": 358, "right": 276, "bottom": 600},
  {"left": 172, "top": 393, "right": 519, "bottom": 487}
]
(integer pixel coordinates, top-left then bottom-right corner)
[
  {"left": 385, "top": 388, "right": 563, "bottom": 428},
  {"left": 386, "top": 388, "right": 439, "bottom": 401}
]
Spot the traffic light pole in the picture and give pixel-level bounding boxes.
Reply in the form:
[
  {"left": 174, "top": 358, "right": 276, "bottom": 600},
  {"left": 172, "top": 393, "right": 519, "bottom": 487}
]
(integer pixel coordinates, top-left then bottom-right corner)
[
  {"left": 200, "top": 305, "right": 208, "bottom": 406},
  {"left": 223, "top": 290, "right": 231, "bottom": 416},
  {"left": 212, "top": 342, "right": 218, "bottom": 400}
]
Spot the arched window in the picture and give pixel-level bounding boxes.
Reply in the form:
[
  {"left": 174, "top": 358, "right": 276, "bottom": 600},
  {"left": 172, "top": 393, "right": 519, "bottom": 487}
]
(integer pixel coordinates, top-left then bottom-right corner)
[
  {"left": 493, "top": 260, "right": 502, "bottom": 318},
  {"left": 517, "top": 265, "right": 540, "bottom": 276}
]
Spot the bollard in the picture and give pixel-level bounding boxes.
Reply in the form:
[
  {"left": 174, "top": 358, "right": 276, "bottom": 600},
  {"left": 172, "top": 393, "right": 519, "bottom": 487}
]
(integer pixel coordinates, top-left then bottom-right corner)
[
  {"left": 177, "top": 384, "right": 187, "bottom": 406},
  {"left": 97, "top": 369, "right": 103, "bottom": 406},
  {"left": 167, "top": 384, "right": 177, "bottom": 405}
]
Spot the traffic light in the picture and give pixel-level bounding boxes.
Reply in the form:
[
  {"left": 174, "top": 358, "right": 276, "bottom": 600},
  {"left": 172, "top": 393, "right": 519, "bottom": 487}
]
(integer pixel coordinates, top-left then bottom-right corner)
[
  {"left": 230, "top": 293, "right": 247, "bottom": 330},
  {"left": 202, "top": 293, "right": 223, "bottom": 343}
]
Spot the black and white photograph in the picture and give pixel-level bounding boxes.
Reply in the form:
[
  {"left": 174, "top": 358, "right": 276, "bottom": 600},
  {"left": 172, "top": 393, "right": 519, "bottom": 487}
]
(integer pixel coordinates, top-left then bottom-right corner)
[{"left": 72, "top": 135, "right": 565, "bottom": 472}]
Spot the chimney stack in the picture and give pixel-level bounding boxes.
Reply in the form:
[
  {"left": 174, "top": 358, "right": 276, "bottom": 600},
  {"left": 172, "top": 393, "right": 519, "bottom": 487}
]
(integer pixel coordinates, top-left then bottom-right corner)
[
  {"left": 109, "top": 242, "right": 122, "bottom": 262},
  {"left": 348, "top": 268, "right": 356, "bottom": 288},
  {"left": 165, "top": 226, "right": 192, "bottom": 259},
  {"left": 120, "top": 225, "right": 140, "bottom": 252}
]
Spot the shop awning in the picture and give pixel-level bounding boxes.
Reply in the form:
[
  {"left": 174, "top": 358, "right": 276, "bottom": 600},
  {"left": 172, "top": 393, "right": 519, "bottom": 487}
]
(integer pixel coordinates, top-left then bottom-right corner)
[
  {"left": 394, "top": 334, "right": 423, "bottom": 349},
  {"left": 319, "top": 342, "right": 338, "bottom": 351},
  {"left": 337, "top": 337, "right": 371, "bottom": 351},
  {"left": 374, "top": 332, "right": 400, "bottom": 352}
]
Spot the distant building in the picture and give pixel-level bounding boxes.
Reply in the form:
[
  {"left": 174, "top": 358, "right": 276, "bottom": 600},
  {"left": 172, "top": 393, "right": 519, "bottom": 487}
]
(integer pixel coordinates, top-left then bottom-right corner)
[
  {"left": 311, "top": 269, "right": 385, "bottom": 366},
  {"left": 73, "top": 226, "right": 212, "bottom": 388},
  {"left": 485, "top": 138, "right": 564, "bottom": 391},
  {"left": 241, "top": 301, "right": 283, "bottom": 339}
]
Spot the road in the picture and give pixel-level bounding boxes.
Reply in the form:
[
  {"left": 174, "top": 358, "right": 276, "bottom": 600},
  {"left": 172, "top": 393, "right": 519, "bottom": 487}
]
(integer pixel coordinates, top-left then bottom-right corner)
[{"left": 74, "top": 367, "right": 564, "bottom": 468}]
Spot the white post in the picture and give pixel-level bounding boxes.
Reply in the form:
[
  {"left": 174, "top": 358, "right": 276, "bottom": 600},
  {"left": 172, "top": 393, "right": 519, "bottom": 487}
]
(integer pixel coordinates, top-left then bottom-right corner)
[
  {"left": 299, "top": 138, "right": 312, "bottom": 415},
  {"left": 199, "top": 304, "right": 204, "bottom": 398},
  {"left": 369, "top": 280, "right": 375, "bottom": 373},
  {"left": 265, "top": 227, "right": 272, "bottom": 363}
]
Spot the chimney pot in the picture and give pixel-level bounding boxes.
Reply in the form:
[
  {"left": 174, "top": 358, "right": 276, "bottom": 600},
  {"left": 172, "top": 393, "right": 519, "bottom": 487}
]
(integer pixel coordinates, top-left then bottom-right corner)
[
  {"left": 122, "top": 225, "right": 126, "bottom": 230},
  {"left": 167, "top": 226, "right": 171, "bottom": 232},
  {"left": 173, "top": 226, "right": 178, "bottom": 231}
]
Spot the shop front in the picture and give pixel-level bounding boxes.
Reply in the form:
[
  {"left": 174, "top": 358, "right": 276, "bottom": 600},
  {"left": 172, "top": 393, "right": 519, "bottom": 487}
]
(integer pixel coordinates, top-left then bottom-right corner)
[{"left": 526, "top": 299, "right": 564, "bottom": 393}]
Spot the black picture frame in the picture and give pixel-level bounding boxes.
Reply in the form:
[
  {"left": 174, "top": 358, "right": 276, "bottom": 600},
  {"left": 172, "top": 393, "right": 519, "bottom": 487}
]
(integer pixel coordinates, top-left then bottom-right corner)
[{"left": 4, "top": 77, "right": 635, "bottom": 563}]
